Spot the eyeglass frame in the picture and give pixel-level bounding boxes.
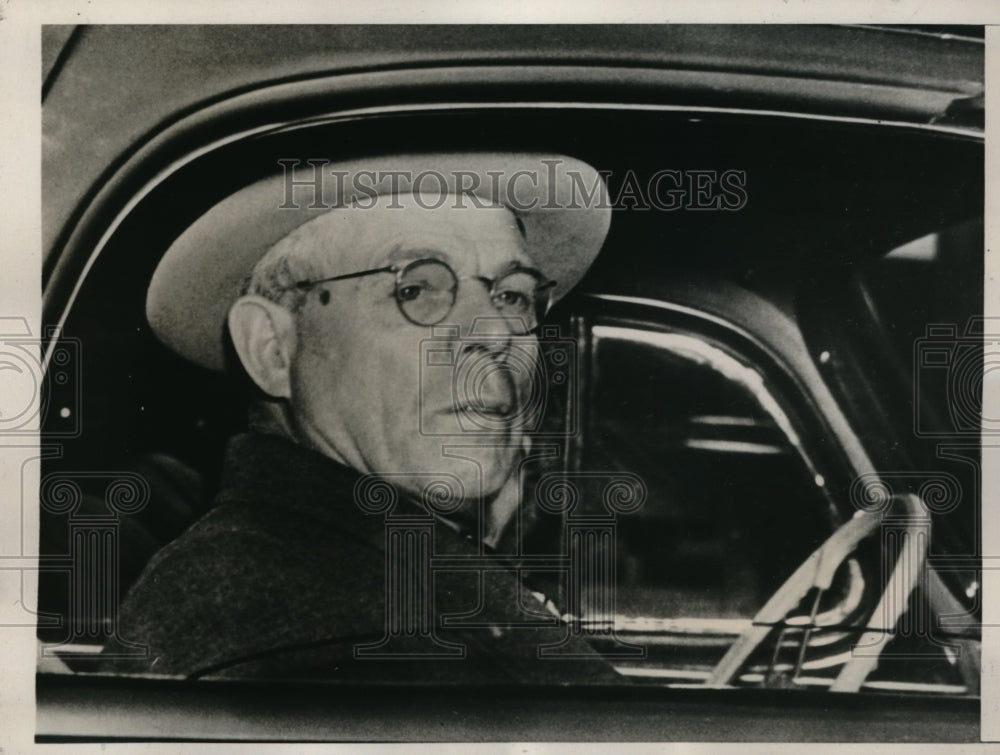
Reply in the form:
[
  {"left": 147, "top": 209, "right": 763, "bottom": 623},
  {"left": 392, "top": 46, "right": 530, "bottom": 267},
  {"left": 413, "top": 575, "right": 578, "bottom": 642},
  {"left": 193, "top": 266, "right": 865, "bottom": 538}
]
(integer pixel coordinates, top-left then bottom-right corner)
[{"left": 292, "top": 257, "right": 557, "bottom": 333}]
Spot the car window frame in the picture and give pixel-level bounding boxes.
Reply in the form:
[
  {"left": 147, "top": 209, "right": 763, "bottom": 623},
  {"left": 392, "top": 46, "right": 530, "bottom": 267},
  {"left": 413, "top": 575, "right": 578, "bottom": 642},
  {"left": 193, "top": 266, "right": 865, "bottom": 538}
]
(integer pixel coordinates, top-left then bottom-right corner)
[
  {"left": 38, "top": 95, "right": 983, "bottom": 701},
  {"left": 552, "top": 294, "right": 980, "bottom": 695}
]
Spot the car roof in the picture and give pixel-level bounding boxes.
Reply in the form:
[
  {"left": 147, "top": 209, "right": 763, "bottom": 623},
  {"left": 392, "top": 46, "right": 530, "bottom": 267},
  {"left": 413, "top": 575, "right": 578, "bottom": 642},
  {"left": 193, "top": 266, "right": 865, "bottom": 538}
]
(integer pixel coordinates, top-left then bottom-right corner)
[{"left": 43, "top": 25, "right": 983, "bottom": 263}]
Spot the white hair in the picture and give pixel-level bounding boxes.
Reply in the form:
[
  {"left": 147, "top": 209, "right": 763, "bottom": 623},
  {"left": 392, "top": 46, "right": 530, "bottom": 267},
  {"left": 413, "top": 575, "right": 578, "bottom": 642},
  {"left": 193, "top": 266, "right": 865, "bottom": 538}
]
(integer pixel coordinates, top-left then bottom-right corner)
[{"left": 240, "top": 215, "right": 337, "bottom": 312}]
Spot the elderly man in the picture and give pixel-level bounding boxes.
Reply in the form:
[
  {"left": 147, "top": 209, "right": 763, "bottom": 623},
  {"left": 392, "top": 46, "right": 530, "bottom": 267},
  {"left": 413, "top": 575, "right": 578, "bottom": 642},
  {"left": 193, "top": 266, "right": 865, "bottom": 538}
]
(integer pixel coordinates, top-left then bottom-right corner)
[{"left": 103, "top": 153, "right": 621, "bottom": 683}]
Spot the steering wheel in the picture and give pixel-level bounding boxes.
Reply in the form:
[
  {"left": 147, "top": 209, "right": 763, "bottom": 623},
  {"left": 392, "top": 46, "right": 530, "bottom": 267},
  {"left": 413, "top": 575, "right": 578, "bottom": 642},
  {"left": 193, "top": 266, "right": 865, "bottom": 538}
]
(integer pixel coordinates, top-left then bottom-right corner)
[{"left": 707, "top": 493, "right": 928, "bottom": 692}]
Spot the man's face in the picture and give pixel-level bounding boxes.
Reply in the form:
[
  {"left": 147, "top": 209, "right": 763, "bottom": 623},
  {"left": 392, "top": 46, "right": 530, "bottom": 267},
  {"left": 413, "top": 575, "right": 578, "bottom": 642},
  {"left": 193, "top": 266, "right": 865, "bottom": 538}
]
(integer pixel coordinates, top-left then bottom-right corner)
[{"left": 286, "top": 197, "right": 541, "bottom": 514}]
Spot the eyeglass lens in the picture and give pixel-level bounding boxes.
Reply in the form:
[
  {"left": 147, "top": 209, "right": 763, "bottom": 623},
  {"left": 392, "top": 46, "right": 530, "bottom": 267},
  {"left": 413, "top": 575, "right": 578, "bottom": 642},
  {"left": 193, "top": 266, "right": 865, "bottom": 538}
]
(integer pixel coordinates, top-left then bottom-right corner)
[
  {"left": 394, "top": 259, "right": 549, "bottom": 330},
  {"left": 395, "top": 259, "right": 458, "bottom": 325}
]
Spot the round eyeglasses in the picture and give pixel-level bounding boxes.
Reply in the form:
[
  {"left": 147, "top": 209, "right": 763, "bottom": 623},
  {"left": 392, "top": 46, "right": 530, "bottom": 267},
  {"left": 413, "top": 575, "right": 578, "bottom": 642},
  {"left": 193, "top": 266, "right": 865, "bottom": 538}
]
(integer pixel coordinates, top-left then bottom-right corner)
[{"left": 294, "top": 258, "right": 556, "bottom": 333}]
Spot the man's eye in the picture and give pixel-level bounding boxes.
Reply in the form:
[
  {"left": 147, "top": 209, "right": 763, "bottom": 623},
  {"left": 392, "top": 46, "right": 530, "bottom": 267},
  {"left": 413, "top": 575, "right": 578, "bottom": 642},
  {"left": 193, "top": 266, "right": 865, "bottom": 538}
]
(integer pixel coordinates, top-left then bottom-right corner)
[
  {"left": 396, "top": 283, "right": 426, "bottom": 302},
  {"left": 494, "top": 289, "right": 531, "bottom": 311}
]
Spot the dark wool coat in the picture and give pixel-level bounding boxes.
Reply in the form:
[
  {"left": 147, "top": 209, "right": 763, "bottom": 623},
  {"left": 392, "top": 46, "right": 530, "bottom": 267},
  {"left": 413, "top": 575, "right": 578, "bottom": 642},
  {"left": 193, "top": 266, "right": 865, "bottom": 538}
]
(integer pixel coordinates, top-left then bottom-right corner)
[{"left": 102, "top": 432, "right": 622, "bottom": 684}]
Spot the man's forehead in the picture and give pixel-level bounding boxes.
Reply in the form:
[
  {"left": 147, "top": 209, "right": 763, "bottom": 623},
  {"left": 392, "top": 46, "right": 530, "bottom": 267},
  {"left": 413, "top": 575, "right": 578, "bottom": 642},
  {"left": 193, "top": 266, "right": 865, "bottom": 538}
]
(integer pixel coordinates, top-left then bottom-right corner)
[{"left": 297, "top": 192, "right": 529, "bottom": 271}]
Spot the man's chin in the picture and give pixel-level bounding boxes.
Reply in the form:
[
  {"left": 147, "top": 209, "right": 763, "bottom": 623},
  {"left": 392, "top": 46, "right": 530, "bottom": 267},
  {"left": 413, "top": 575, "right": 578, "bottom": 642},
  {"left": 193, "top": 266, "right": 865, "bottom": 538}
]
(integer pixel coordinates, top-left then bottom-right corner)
[
  {"left": 406, "top": 448, "right": 515, "bottom": 497},
  {"left": 383, "top": 461, "right": 499, "bottom": 495}
]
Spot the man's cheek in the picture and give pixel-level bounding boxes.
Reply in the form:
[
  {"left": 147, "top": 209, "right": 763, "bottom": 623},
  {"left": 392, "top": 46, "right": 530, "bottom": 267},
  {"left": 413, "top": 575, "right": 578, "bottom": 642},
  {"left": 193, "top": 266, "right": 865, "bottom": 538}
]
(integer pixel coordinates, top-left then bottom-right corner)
[
  {"left": 510, "top": 341, "right": 540, "bottom": 396},
  {"left": 376, "top": 338, "right": 426, "bottom": 429}
]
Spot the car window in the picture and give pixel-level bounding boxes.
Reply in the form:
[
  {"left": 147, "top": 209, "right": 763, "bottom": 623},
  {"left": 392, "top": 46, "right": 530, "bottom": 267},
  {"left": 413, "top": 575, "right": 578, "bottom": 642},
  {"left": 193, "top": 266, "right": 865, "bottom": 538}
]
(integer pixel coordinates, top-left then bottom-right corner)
[
  {"left": 522, "top": 309, "right": 856, "bottom": 681},
  {"left": 857, "top": 218, "right": 983, "bottom": 442},
  {"left": 799, "top": 217, "right": 983, "bottom": 577},
  {"left": 581, "top": 322, "right": 833, "bottom": 623},
  {"left": 36, "top": 101, "right": 982, "bottom": 699},
  {"left": 521, "top": 307, "right": 977, "bottom": 695}
]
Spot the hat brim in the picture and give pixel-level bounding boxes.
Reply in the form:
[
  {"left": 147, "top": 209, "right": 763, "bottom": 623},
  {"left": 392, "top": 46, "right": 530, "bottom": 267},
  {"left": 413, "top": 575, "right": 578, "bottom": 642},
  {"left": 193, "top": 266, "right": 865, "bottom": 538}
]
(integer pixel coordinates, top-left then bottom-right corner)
[{"left": 146, "top": 152, "right": 611, "bottom": 371}]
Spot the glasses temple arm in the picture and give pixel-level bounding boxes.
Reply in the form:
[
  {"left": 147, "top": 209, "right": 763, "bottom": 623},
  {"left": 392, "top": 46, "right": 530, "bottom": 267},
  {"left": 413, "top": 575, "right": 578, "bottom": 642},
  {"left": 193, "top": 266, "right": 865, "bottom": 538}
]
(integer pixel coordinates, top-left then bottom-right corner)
[{"left": 294, "top": 265, "right": 397, "bottom": 289}]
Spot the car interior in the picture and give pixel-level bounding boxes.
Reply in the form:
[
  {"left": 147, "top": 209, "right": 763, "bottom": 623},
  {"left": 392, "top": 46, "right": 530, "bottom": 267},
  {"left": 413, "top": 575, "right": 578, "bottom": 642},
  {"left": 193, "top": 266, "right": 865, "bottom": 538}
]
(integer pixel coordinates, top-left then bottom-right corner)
[{"left": 38, "top": 105, "right": 982, "bottom": 696}]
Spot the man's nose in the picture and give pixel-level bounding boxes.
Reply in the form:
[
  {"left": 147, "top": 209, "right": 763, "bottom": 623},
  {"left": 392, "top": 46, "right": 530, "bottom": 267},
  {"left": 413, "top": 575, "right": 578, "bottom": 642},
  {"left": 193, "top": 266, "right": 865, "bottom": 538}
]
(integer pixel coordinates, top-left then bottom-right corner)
[{"left": 451, "top": 281, "right": 516, "bottom": 357}]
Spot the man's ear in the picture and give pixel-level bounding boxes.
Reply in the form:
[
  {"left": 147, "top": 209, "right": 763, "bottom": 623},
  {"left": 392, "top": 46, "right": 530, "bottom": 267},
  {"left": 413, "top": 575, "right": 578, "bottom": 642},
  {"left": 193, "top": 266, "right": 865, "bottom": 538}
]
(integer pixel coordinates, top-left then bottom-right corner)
[{"left": 227, "top": 295, "right": 297, "bottom": 399}]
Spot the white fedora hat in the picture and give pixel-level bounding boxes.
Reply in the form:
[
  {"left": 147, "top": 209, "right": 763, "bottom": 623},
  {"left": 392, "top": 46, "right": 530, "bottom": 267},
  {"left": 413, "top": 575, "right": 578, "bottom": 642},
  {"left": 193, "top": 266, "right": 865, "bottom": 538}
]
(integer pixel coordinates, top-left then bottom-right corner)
[{"left": 146, "top": 152, "right": 611, "bottom": 371}]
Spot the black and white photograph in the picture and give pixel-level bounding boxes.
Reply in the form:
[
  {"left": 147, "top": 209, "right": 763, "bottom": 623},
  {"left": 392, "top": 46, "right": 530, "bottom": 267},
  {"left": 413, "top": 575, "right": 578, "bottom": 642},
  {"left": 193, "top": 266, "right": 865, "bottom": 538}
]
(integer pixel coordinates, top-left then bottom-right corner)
[{"left": 1, "top": 5, "right": 995, "bottom": 746}]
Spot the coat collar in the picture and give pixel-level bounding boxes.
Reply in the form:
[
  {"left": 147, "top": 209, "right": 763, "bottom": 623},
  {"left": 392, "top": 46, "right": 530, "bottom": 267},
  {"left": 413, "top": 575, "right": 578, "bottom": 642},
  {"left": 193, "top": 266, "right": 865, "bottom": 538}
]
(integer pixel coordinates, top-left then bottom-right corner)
[{"left": 214, "top": 431, "right": 474, "bottom": 548}]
